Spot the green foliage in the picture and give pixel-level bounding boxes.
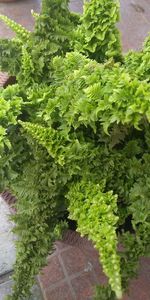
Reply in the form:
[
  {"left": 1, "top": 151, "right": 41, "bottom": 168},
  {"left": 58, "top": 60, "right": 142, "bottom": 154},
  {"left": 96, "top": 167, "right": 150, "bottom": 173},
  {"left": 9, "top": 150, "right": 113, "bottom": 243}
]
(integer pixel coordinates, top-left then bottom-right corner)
[
  {"left": 0, "top": 0, "right": 150, "bottom": 299},
  {"left": 7, "top": 144, "right": 67, "bottom": 299},
  {"left": 125, "top": 35, "right": 150, "bottom": 81},
  {"left": 0, "top": 39, "right": 22, "bottom": 75},
  {"left": 0, "top": 84, "right": 23, "bottom": 191},
  {"left": 0, "top": 14, "right": 30, "bottom": 40},
  {"left": 0, "top": 0, "right": 77, "bottom": 85},
  {"left": 0, "top": 84, "right": 22, "bottom": 154},
  {"left": 74, "top": 0, "right": 122, "bottom": 62},
  {"left": 94, "top": 285, "right": 116, "bottom": 300},
  {"left": 67, "top": 180, "right": 122, "bottom": 299},
  {"left": 25, "top": 0, "right": 77, "bottom": 84}
]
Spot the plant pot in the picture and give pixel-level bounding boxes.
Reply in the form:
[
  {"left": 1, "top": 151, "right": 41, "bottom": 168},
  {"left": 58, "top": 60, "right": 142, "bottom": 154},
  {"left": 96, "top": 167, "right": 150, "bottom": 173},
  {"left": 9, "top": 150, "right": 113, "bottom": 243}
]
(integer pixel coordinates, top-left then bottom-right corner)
[{"left": 0, "top": 72, "right": 16, "bottom": 88}]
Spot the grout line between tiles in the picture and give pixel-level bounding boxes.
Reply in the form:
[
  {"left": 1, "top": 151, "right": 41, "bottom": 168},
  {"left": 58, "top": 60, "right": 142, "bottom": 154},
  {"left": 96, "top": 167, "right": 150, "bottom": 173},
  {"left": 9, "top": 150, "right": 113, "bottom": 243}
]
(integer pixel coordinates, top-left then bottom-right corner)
[{"left": 58, "top": 252, "right": 77, "bottom": 300}]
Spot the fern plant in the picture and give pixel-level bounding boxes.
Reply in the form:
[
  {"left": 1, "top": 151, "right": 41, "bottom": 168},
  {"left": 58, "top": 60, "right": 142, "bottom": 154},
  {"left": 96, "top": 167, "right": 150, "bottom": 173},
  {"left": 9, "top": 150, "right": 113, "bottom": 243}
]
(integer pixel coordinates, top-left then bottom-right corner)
[
  {"left": 74, "top": 0, "right": 122, "bottom": 62},
  {"left": 0, "top": 0, "right": 150, "bottom": 299}
]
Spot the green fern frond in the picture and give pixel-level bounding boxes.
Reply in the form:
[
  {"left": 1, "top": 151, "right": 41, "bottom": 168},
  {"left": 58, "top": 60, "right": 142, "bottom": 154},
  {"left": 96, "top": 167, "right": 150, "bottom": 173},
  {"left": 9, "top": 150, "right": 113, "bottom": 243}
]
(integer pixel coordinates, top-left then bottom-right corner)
[
  {"left": 0, "top": 14, "right": 30, "bottom": 40},
  {"left": 0, "top": 38, "right": 22, "bottom": 75},
  {"left": 74, "top": 0, "right": 122, "bottom": 62},
  {"left": 31, "top": 9, "right": 40, "bottom": 20},
  {"left": 42, "top": 0, "right": 69, "bottom": 14},
  {"left": 67, "top": 180, "right": 122, "bottom": 299},
  {"left": 19, "top": 47, "right": 34, "bottom": 85},
  {"left": 19, "top": 122, "right": 66, "bottom": 165}
]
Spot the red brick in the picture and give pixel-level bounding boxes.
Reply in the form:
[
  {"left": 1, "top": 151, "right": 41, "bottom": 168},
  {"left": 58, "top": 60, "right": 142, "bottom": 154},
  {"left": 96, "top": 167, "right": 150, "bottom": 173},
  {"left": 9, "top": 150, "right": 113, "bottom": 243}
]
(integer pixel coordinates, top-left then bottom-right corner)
[
  {"left": 139, "top": 257, "right": 150, "bottom": 278},
  {"left": 39, "top": 256, "right": 65, "bottom": 290},
  {"left": 128, "top": 278, "right": 150, "bottom": 300},
  {"left": 45, "top": 282, "right": 74, "bottom": 300},
  {"left": 61, "top": 247, "right": 88, "bottom": 275},
  {"left": 122, "top": 294, "right": 130, "bottom": 300},
  {"left": 80, "top": 242, "right": 99, "bottom": 259},
  {"left": 71, "top": 273, "right": 96, "bottom": 300},
  {"left": 93, "top": 262, "right": 107, "bottom": 285},
  {"left": 81, "top": 246, "right": 107, "bottom": 285},
  {"left": 122, "top": 257, "right": 150, "bottom": 300},
  {"left": 55, "top": 241, "right": 72, "bottom": 252}
]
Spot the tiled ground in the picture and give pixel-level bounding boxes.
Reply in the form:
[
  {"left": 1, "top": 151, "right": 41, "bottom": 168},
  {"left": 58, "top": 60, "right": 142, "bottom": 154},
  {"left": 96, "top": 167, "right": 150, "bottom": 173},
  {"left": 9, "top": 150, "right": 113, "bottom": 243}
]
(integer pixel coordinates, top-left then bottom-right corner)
[
  {"left": 39, "top": 231, "right": 106, "bottom": 300},
  {"left": 38, "top": 230, "right": 150, "bottom": 300}
]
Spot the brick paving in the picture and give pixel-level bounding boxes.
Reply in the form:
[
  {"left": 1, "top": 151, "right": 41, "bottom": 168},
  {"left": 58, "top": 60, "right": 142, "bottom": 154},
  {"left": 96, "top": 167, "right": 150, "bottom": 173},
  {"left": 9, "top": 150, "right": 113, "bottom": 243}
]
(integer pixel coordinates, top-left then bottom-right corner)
[
  {"left": 38, "top": 230, "right": 150, "bottom": 300},
  {"left": 38, "top": 230, "right": 106, "bottom": 300}
]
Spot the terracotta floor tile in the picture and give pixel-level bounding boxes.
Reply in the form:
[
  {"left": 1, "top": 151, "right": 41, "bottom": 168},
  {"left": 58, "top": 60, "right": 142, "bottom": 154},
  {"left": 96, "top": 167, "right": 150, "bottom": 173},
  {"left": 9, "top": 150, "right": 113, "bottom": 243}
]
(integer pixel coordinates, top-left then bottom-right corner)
[
  {"left": 55, "top": 241, "right": 72, "bottom": 252},
  {"left": 45, "top": 282, "right": 74, "bottom": 300},
  {"left": 128, "top": 278, "right": 150, "bottom": 300},
  {"left": 71, "top": 273, "right": 96, "bottom": 300},
  {"left": 139, "top": 257, "right": 150, "bottom": 279},
  {"left": 80, "top": 247, "right": 107, "bottom": 285},
  {"left": 61, "top": 247, "right": 88, "bottom": 276},
  {"left": 93, "top": 263, "right": 107, "bottom": 285},
  {"left": 39, "top": 256, "right": 65, "bottom": 290},
  {"left": 56, "top": 230, "right": 95, "bottom": 253},
  {"left": 121, "top": 257, "right": 150, "bottom": 300},
  {"left": 122, "top": 294, "right": 130, "bottom": 300}
]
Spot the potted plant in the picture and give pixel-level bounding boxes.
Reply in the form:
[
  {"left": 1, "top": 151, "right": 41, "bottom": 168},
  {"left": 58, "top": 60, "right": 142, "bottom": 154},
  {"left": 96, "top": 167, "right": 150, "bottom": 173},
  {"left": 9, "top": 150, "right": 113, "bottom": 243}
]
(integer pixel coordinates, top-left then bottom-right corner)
[{"left": 0, "top": 0, "right": 150, "bottom": 299}]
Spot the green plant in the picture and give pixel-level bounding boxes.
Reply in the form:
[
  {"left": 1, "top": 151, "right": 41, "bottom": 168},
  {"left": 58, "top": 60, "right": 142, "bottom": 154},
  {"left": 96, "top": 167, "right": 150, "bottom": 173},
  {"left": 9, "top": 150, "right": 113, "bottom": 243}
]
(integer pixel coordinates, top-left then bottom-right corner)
[
  {"left": 0, "top": 0, "right": 150, "bottom": 299},
  {"left": 67, "top": 180, "right": 122, "bottom": 299},
  {"left": 74, "top": 0, "right": 122, "bottom": 62}
]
